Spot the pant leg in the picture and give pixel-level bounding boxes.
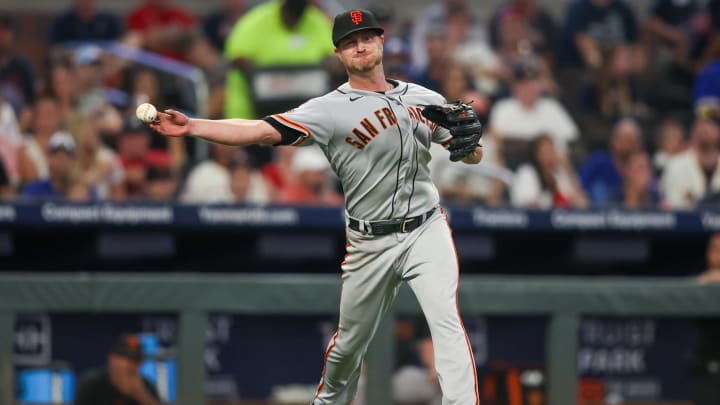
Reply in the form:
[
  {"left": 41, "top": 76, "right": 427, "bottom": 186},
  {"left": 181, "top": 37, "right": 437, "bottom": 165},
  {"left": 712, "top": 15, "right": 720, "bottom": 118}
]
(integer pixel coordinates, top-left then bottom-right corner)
[
  {"left": 314, "top": 230, "right": 402, "bottom": 405},
  {"left": 402, "top": 214, "right": 479, "bottom": 405}
]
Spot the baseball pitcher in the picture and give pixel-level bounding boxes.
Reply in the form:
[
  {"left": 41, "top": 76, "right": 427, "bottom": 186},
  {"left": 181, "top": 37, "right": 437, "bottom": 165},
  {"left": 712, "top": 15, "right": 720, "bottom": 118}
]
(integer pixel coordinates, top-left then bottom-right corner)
[{"left": 148, "top": 9, "right": 483, "bottom": 405}]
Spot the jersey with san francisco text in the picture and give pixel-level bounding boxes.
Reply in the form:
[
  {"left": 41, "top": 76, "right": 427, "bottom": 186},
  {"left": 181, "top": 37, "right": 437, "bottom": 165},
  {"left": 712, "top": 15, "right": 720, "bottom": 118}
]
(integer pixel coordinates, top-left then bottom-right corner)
[{"left": 264, "top": 79, "right": 452, "bottom": 221}]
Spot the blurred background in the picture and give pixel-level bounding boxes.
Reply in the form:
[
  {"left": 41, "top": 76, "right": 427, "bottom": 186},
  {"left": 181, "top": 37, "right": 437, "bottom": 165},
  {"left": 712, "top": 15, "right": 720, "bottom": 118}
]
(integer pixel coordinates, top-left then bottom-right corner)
[{"left": 2, "top": 0, "right": 720, "bottom": 404}]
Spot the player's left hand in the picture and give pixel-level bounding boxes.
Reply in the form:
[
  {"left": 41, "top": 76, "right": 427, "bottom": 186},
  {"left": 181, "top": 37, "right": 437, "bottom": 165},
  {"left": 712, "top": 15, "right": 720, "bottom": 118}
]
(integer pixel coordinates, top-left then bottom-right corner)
[
  {"left": 461, "top": 145, "right": 483, "bottom": 164},
  {"left": 421, "top": 101, "right": 483, "bottom": 162}
]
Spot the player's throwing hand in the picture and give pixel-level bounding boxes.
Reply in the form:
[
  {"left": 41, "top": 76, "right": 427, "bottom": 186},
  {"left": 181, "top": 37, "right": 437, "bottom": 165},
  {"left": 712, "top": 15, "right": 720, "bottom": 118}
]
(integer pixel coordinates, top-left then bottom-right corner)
[{"left": 149, "top": 109, "right": 190, "bottom": 137}]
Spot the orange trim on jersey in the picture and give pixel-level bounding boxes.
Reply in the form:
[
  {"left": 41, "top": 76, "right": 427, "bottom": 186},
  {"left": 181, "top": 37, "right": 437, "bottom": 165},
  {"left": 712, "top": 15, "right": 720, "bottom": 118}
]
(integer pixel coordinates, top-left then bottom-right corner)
[
  {"left": 273, "top": 114, "right": 312, "bottom": 145},
  {"left": 442, "top": 206, "right": 481, "bottom": 405},
  {"left": 314, "top": 273, "right": 345, "bottom": 400},
  {"left": 341, "top": 240, "right": 351, "bottom": 267},
  {"left": 314, "top": 330, "right": 338, "bottom": 399}
]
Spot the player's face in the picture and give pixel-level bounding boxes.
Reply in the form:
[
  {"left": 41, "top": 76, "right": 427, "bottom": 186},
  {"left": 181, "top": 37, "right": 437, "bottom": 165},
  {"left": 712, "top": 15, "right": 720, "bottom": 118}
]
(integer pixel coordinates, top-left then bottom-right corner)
[{"left": 335, "top": 31, "right": 384, "bottom": 74}]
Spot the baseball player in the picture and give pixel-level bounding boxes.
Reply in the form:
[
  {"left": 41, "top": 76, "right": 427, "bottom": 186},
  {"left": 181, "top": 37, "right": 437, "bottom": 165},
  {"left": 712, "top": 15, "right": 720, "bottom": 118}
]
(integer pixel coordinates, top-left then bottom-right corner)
[{"left": 148, "top": 9, "right": 483, "bottom": 405}]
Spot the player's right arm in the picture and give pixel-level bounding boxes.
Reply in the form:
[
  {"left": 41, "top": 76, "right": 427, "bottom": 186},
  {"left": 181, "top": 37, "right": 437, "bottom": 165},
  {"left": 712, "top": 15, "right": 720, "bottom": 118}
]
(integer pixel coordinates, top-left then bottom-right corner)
[{"left": 150, "top": 109, "right": 282, "bottom": 146}]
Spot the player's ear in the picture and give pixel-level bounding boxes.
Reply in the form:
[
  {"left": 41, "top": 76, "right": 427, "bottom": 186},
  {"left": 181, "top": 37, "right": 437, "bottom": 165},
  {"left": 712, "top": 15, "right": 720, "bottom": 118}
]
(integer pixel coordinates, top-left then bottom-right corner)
[{"left": 380, "top": 34, "right": 385, "bottom": 44}]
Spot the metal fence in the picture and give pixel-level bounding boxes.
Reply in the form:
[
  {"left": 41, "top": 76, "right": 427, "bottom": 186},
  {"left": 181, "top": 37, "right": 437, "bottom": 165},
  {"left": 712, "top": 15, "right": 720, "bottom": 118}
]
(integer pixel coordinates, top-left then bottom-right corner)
[{"left": 1, "top": 273, "right": 719, "bottom": 405}]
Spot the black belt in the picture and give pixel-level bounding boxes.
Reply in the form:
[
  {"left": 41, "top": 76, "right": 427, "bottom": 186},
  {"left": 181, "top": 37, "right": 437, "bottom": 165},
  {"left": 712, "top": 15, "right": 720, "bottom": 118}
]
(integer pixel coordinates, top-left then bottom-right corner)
[{"left": 348, "top": 208, "right": 436, "bottom": 235}]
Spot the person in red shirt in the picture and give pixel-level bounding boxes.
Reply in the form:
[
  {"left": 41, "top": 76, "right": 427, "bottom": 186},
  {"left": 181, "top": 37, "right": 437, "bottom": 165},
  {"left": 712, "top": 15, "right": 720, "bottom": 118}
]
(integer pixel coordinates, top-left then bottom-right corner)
[
  {"left": 278, "top": 146, "right": 342, "bottom": 206},
  {"left": 126, "top": 0, "right": 196, "bottom": 61}
]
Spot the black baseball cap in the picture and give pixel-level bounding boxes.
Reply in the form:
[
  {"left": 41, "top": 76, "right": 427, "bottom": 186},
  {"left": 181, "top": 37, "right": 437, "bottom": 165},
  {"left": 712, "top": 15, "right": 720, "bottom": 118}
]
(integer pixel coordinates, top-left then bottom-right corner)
[
  {"left": 110, "top": 333, "right": 144, "bottom": 361},
  {"left": 332, "top": 9, "right": 384, "bottom": 46}
]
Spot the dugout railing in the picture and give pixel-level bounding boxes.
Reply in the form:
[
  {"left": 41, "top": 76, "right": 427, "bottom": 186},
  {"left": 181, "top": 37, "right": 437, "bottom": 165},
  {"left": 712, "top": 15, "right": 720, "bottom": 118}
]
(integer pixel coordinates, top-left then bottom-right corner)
[{"left": 1, "top": 273, "right": 719, "bottom": 405}]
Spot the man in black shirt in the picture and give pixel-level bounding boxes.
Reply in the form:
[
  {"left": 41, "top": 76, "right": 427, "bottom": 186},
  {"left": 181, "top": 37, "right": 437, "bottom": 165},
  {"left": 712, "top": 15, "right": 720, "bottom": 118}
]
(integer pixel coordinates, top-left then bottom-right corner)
[{"left": 74, "top": 334, "right": 161, "bottom": 405}]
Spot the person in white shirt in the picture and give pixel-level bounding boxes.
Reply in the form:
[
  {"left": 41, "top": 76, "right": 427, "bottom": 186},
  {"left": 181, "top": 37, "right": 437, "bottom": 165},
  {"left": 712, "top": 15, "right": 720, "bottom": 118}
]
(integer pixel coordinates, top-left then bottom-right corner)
[
  {"left": 489, "top": 59, "right": 579, "bottom": 156},
  {"left": 511, "top": 134, "right": 587, "bottom": 209},
  {"left": 181, "top": 144, "right": 269, "bottom": 204},
  {"left": 661, "top": 118, "right": 720, "bottom": 209}
]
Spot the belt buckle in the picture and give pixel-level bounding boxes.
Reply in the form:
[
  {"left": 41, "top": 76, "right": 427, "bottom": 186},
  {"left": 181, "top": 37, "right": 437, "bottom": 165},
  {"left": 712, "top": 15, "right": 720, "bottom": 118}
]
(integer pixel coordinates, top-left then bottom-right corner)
[{"left": 401, "top": 218, "right": 413, "bottom": 233}]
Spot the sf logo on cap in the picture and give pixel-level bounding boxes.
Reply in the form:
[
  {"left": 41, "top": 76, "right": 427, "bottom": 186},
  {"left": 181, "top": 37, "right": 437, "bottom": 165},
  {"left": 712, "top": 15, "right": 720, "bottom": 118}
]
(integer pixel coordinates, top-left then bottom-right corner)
[{"left": 350, "top": 10, "right": 363, "bottom": 25}]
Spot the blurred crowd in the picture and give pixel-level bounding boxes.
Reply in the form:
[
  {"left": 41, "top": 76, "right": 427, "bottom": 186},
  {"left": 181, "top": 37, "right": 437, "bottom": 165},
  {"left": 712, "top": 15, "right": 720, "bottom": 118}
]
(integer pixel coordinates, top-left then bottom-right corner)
[{"left": 2, "top": 0, "right": 720, "bottom": 210}]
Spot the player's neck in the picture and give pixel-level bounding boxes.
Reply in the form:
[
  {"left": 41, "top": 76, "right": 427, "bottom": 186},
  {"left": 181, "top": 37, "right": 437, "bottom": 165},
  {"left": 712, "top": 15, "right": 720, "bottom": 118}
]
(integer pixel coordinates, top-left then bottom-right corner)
[{"left": 347, "top": 68, "right": 390, "bottom": 92}]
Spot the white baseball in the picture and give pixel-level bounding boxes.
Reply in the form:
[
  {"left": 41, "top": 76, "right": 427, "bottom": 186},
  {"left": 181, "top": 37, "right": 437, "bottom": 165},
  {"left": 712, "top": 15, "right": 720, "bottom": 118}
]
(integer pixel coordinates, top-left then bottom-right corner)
[{"left": 135, "top": 103, "right": 158, "bottom": 124}]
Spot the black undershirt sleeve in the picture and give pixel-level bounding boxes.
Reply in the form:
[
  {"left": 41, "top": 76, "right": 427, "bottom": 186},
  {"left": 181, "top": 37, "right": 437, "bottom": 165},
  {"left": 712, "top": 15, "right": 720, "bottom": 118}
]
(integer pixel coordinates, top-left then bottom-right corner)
[{"left": 263, "top": 116, "right": 304, "bottom": 146}]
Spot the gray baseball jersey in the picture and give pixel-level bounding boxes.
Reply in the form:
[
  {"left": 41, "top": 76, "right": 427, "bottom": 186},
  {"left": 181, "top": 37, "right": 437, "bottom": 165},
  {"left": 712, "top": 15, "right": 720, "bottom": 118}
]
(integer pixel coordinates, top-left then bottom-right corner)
[
  {"left": 265, "top": 79, "right": 453, "bottom": 221},
  {"left": 265, "top": 79, "right": 479, "bottom": 405}
]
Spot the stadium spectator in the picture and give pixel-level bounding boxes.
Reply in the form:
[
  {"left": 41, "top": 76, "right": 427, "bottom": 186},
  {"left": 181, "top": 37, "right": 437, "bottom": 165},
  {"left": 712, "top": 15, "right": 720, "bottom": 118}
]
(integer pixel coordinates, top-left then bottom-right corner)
[
  {"left": 412, "top": 25, "right": 450, "bottom": 93},
  {"left": 0, "top": 156, "right": 12, "bottom": 199},
  {"left": 202, "top": 0, "right": 246, "bottom": 52},
  {"left": 557, "top": 0, "right": 640, "bottom": 70},
  {"left": 278, "top": 146, "right": 342, "bottom": 205},
  {"left": 409, "top": 0, "right": 486, "bottom": 70},
  {"left": 0, "top": 94, "right": 21, "bottom": 184},
  {"left": 694, "top": 59, "right": 720, "bottom": 115},
  {"left": 448, "top": 4, "right": 514, "bottom": 98},
  {"left": 488, "top": 58, "right": 579, "bottom": 167},
  {"left": 261, "top": 146, "right": 296, "bottom": 199},
  {"left": 42, "top": 60, "right": 78, "bottom": 122},
  {"left": 368, "top": 3, "right": 398, "bottom": 39},
  {"left": 126, "top": 0, "right": 196, "bottom": 62},
  {"left": 48, "top": 0, "right": 122, "bottom": 47},
  {"left": 20, "top": 131, "right": 89, "bottom": 201},
  {"left": 431, "top": 138, "right": 508, "bottom": 206},
  {"left": 488, "top": 0, "right": 558, "bottom": 66},
  {"left": 116, "top": 121, "right": 165, "bottom": 199},
  {"left": 0, "top": 16, "right": 36, "bottom": 117},
  {"left": 691, "top": 233, "right": 720, "bottom": 405},
  {"left": 661, "top": 118, "right": 720, "bottom": 209},
  {"left": 511, "top": 134, "right": 588, "bottom": 209},
  {"left": 144, "top": 164, "right": 178, "bottom": 201},
  {"left": 580, "top": 117, "right": 643, "bottom": 205},
  {"left": 557, "top": 0, "right": 640, "bottom": 119},
  {"left": 653, "top": 118, "right": 688, "bottom": 174},
  {"left": 17, "top": 95, "right": 64, "bottom": 184},
  {"left": 222, "top": 0, "right": 334, "bottom": 119},
  {"left": 72, "top": 45, "right": 123, "bottom": 133},
  {"left": 610, "top": 151, "right": 660, "bottom": 209},
  {"left": 180, "top": 144, "right": 269, "bottom": 204},
  {"left": 229, "top": 155, "right": 271, "bottom": 203},
  {"left": 692, "top": 0, "right": 720, "bottom": 73},
  {"left": 578, "top": 44, "right": 648, "bottom": 120},
  {"left": 383, "top": 37, "right": 413, "bottom": 82},
  {"left": 74, "top": 333, "right": 160, "bottom": 405},
  {"left": 67, "top": 115, "right": 125, "bottom": 201},
  {"left": 642, "top": 0, "right": 710, "bottom": 71}
]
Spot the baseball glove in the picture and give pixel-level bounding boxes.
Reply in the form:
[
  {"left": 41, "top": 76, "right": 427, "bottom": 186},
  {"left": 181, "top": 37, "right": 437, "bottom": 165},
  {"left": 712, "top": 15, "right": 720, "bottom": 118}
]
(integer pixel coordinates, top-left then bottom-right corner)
[{"left": 421, "top": 101, "right": 483, "bottom": 162}]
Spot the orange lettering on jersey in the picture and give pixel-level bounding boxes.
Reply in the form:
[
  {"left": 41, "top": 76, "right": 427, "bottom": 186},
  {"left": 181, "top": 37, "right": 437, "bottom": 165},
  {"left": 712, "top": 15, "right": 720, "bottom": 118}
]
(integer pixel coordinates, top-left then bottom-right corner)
[
  {"left": 345, "top": 137, "right": 365, "bottom": 150},
  {"left": 352, "top": 128, "right": 373, "bottom": 145},
  {"left": 382, "top": 108, "right": 398, "bottom": 126},
  {"left": 374, "top": 110, "right": 387, "bottom": 129},
  {"left": 360, "top": 118, "right": 379, "bottom": 137},
  {"left": 406, "top": 106, "right": 419, "bottom": 121},
  {"left": 407, "top": 106, "right": 437, "bottom": 131}
]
